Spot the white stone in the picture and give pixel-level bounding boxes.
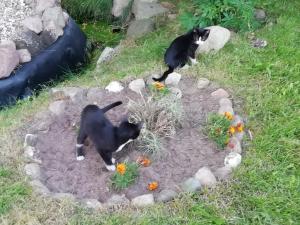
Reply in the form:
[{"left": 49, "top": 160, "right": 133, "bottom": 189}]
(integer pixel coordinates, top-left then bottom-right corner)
[
  {"left": 197, "top": 78, "right": 210, "bottom": 89},
  {"left": 25, "top": 163, "right": 42, "bottom": 180},
  {"left": 219, "top": 98, "right": 232, "bottom": 107},
  {"left": 194, "top": 167, "right": 217, "bottom": 187},
  {"left": 214, "top": 166, "right": 232, "bottom": 181},
  {"left": 36, "top": 0, "right": 56, "bottom": 13},
  {"left": 23, "top": 16, "right": 43, "bottom": 34},
  {"left": 156, "top": 189, "right": 178, "bottom": 202},
  {"left": 42, "top": 7, "right": 66, "bottom": 28},
  {"left": 133, "top": 1, "right": 168, "bottom": 20},
  {"left": 129, "top": 79, "right": 145, "bottom": 94},
  {"left": 82, "top": 198, "right": 103, "bottom": 209},
  {"left": 112, "top": 0, "right": 131, "bottom": 17},
  {"left": 131, "top": 194, "right": 154, "bottom": 207},
  {"left": 181, "top": 177, "right": 201, "bottom": 192},
  {"left": 218, "top": 105, "right": 234, "bottom": 116},
  {"left": 63, "top": 11, "right": 69, "bottom": 23},
  {"left": 224, "top": 152, "right": 242, "bottom": 168},
  {"left": 24, "top": 134, "right": 38, "bottom": 147},
  {"left": 17, "top": 49, "right": 32, "bottom": 63},
  {"left": 0, "top": 40, "right": 19, "bottom": 79},
  {"left": 105, "top": 194, "right": 130, "bottom": 207},
  {"left": 97, "top": 47, "right": 115, "bottom": 65},
  {"left": 105, "top": 81, "right": 124, "bottom": 93},
  {"left": 44, "top": 20, "right": 64, "bottom": 41},
  {"left": 165, "top": 72, "right": 181, "bottom": 86},
  {"left": 197, "top": 26, "right": 231, "bottom": 54},
  {"left": 24, "top": 146, "right": 35, "bottom": 158},
  {"left": 211, "top": 88, "right": 229, "bottom": 99},
  {"left": 49, "top": 100, "right": 66, "bottom": 116}
]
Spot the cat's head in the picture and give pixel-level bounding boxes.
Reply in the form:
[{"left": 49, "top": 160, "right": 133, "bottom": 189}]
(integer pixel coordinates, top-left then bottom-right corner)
[
  {"left": 192, "top": 27, "right": 210, "bottom": 45},
  {"left": 119, "top": 119, "right": 143, "bottom": 140}
]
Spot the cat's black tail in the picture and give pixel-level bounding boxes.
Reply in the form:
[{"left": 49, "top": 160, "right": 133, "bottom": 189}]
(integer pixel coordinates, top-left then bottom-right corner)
[
  {"left": 102, "top": 101, "right": 122, "bottom": 113},
  {"left": 152, "top": 66, "right": 174, "bottom": 82}
]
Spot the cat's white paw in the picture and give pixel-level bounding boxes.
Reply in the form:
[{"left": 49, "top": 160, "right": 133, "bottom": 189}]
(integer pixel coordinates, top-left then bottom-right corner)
[
  {"left": 190, "top": 58, "right": 198, "bottom": 65},
  {"left": 111, "top": 158, "right": 116, "bottom": 164},
  {"left": 76, "top": 156, "right": 85, "bottom": 161},
  {"left": 106, "top": 164, "right": 116, "bottom": 171}
]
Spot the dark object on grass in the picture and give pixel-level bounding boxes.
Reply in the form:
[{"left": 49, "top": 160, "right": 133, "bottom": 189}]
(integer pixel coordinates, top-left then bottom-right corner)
[{"left": 0, "top": 19, "right": 87, "bottom": 108}]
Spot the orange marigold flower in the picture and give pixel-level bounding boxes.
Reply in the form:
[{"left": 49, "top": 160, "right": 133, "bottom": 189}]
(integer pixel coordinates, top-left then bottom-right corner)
[
  {"left": 224, "top": 112, "right": 233, "bottom": 120},
  {"left": 228, "top": 126, "right": 236, "bottom": 135},
  {"left": 148, "top": 181, "right": 158, "bottom": 191},
  {"left": 137, "top": 156, "right": 151, "bottom": 167},
  {"left": 153, "top": 82, "right": 165, "bottom": 91},
  {"left": 117, "top": 163, "right": 126, "bottom": 175},
  {"left": 236, "top": 122, "right": 244, "bottom": 132}
]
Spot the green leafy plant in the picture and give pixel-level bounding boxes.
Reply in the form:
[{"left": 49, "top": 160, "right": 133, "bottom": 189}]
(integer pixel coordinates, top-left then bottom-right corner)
[
  {"left": 180, "top": 0, "right": 261, "bottom": 32},
  {"left": 110, "top": 162, "right": 139, "bottom": 190},
  {"left": 62, "top": 0, "right": 113, "bottom": 23},
  {"left": 206, "top": 113, "right": 231, "bottom": 149}
]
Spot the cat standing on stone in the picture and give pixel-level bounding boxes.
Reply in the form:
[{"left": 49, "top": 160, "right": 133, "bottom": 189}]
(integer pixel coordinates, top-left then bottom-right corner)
[
  {"left": 153, "top": 27, "right": 210, "bottom": 82},
  {"left": 76, "top": 101, "right": 142, "bottom": 171}
]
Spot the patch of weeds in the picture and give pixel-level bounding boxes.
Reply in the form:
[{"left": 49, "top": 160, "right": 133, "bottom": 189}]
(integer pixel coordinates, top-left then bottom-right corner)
[
  {"left": 136, "top": 129, "right": 164, "bottom": 156},
  {"left": 206, "top": 113, "right": 231, "bottom": 149},
  {"left": 180, "top": 0, "right": 261, "bottom": 32},
  {"left": 110, "top": 162, "right": 139, "bottom": 190}
]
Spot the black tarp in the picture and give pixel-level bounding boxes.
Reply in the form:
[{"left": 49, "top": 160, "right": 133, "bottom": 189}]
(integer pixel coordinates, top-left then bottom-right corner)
[{"left": 0, "top": 18, "right": 87, "bottom": 107}]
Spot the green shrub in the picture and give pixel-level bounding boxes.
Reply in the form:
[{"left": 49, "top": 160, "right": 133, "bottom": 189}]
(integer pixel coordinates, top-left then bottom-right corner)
[
  {"left": 206, "top": 113, "right": 231, "bottom": 149},
  {"left": 62, "top": 0, "right": 113, "bottom": 23},
  {"left": 180, "top": 0, "right": 261, "bottom": 31},
  {"left": 110, "top": 162, "right": 139, "bottom": 190}
]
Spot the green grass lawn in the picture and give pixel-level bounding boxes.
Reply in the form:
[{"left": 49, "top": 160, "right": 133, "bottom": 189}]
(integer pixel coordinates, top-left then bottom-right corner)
[{"left": 0, "top": 0, "right": 299, "bottom": 224}]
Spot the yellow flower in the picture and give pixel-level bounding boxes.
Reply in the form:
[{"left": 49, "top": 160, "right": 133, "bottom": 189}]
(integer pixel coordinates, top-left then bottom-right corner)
[
  {"left": 147, "top": 181, "right": 158, "bottom": 191},
  {"left": 117, "top": 163, "right": 126, "bottom": 175},
  {"left": 224, "top": 112, "right": 233, "bottom": 120},
  {"left": 228, "top": 126, "right": 236, "bottom": 135},
  {"left": 236, "top": 122, "right": 244, "bottom": 132},
  {"left": 153, "top": 82, "right": 165, "bottom": 91}
]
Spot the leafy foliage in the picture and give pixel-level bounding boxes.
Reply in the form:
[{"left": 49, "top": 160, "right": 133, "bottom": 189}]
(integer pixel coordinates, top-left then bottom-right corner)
[
  {"left": 206, "top": 113, "right": 231, "bottom": 149},
  {"left": 110, "top": 163, "right": 139, "bottom": 190},
  {"left": 180, "top": 0, "right": 261, "bottom": 31}
]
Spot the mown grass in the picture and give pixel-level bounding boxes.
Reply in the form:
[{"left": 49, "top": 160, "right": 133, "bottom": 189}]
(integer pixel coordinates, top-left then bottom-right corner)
[{"left": 0, "top": 0, "right": 299, "bottom": 224}]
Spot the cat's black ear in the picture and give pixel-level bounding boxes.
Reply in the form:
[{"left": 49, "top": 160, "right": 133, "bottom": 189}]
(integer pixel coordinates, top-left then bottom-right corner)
[{"left": 203, "top": 29, "right": 210, "bottom": 39}]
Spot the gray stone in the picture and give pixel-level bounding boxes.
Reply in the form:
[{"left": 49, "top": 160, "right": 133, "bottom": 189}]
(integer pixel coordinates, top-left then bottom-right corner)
[
  {"left": 97, "top": 47, "right": 115, "bottom": 65},
  {"left": 24, "top": 134, "right": 38, "bottom": 147},
  {"left": 127, "top": 19, "right": 155, "bottom": 39},
  {"left": 25, "top": 163, "right": 42, "bottom": 180},
  {"left": 129, "top": 79, "right": 145, "bottom": 94},
  {"left": 225, "top": 136, "right": 242, "bottom": 154},
  {"left": 197, "top": 78, "right": 210, "bottom": 89},
  {"left": 211, "top": 88, "right": 229, "bottom": 99},
  {"left": 17, "top": 49, "right": 31, "bottom": 63},
  {"left": 24, "top": 146, "right": 41, "bottom": 164},
  {"left": 29, "top": 180, "right": 50, "bottom": 195},
  {"left": 36, "top": 0, "right": 56, "bottom": 13},
  {"left": 156, "top": 189, "right": 178, "bottom": 202},
  {"left": 105, "top": 194, "right": 130, "bottom": 207},
  {"left": 22, "top": 16, "right": 43, "bottom": 34},
  {"left": 42, "top": 7, "right": 66, "bottom": 28},
  {"left": 43, "top": 20, "right": 64, "bottom": 43},
  {"left": 105, "top": 81, "right": 124, "bottom": 93},
  {"left": 197, "top": 26, "right": 231, "bottom": 54},
  {"left": 219, "top": 98, "right": 232, "bottom": 107},
  {"left": 112, "top": 0, "right": 131, "bottom": 17},
  {"left": 224, "top": 152, "right": 242, "bottom": 168},
  {"left": 131, "top": 194, "right": 154, "bottom": 207},
  {"left": 165, "top": 72, "right": 181, "bottom": 86},
  {"left": 218, "top": 105, "right": 234, "bottom": 116},
  {"left": 194, "top": 167, "right": 217, "bottom": 187},
  {"left": 87, "top": 88, "right": 105, "bottom": 104},
  {"left": 169, "top": 87, "right": 182, "bottom": 99},
  {"left": 63, "top": 11, "right": 69, "bottom": 23},
  {"left": 214, "top": 166, "right": 232, "bottom": 181},
  {"left": 49, "top": 100, "right": 66, "bottom": 116},
  {"left": 254, "top": 9, "right": 266, "bottom": 21},
  {"left": 82, "top": 198, "right": 103, "bottom": 209},
  {"left": 181, "top": 177, "right": 201, "bottom": 192},
  {"left": 133, "top": 1, "right": 168, "bottom": 20},
  {"left": 0, "top": 40, "right": 19, "bottom": 79}
]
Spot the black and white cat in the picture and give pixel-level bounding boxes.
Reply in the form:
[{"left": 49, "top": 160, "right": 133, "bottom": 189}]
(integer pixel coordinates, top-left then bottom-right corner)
[
  {"left": 153, "top": 27, "right": 210, "bottom": 82},
  {"left": 76, "top": 101, "right": 142, "bottom": 171}
]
